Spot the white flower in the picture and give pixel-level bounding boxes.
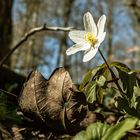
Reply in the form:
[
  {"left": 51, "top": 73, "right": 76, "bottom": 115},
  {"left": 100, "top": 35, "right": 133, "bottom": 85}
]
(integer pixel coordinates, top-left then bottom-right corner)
[{"left": 66, "top": 12, "right": 106, "bottom": 62}]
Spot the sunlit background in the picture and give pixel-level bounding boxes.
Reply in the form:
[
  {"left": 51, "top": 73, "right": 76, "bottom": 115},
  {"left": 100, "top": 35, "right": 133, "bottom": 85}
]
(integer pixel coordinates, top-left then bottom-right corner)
[{"left": 10, "top": 0, "right": 140, "bottom": 83}]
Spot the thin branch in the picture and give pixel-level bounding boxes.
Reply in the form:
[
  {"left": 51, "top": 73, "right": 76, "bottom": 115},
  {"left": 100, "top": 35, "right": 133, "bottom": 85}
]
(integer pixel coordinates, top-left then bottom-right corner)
[
  {"left": 0, "top": 89, "right": 17, "bottom": 98},
  {"left": 106, "top": 78, "right": 119, "bottom": 83},
  {"left": 0, "top": 24, "right": 73, "bottom": 67}
]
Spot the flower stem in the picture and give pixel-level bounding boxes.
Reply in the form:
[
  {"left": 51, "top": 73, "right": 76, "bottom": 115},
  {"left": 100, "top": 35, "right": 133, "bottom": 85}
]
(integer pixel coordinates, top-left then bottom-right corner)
[{"left": 98, "top": 48, "right": 125, "bottom": 96}]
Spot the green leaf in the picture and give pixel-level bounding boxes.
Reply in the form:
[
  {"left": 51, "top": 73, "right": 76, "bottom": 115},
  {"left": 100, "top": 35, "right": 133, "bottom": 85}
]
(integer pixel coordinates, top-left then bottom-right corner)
[
  {"left": 96, "top": 76, "right": 106, "bottom": 87},
  {"left": 111, "top": 61, "right": 140, "bottom": 116},
  {"left": 87, "top": 122, "right": 109, "bottom": 140},
  {"left": 80, "top": 64, "right": 107, "bottom": 103},
  {"left": 134, "top": 86, "right": 140, "bottom": 96},
  {"left": 136, "top": 75, "right": 140, "bottom": 87},
  {"left": 111, "top": 61, "right": 137, "bottom": 100},
  {"left": 136, "top": 96, "right": 140, "bottom": 114},
  {"left": 85, "top": 81, "right": 97, "bottom": 103},
  {"left": 116, "top": 96, "right": 140, "bottom": 117},
  {"left": 116, "top": 96, "right": 133, "bottom": 114},
  {"left": 73, "top": 118, "right": 138, "bottom": 140},
  {"left": 85, "top": 77, "right": 106, "bottom": 103},
  {"left": 128, "top": 69, "right": 140, "bottom": 74},
  {"left": 79, "top": 64, "right": 107, "bottom": 92},
  {"left": 102, "top": 117, "right": 138, "bottom": 140},
  {"left": 79, "top": 70, "right": 93, "bottom": 92},
  {"left": 111, "top": 61, "right": 130, "bottom": 73},
  {"left": 111, "top": 61, "right": 140, "bottom": 100},
  {"left": 73, "top": 122, "right": 109, "bottom": 140},
  {"left": 73, "top": 131, "right": 87, "bottom": 140},
  {"left": 119, "top": 70, "right": 136, "bottom": 100}
]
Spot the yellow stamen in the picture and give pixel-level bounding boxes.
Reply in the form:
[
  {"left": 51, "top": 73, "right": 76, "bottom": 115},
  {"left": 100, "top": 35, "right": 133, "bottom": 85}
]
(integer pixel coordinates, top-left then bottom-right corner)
[{"left": 84, "top": 32, "right": 98, "bottom": 46}]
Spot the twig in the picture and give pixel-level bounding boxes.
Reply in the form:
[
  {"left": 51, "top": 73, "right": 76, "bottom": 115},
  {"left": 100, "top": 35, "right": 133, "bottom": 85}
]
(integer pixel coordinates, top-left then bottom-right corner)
[
  {"left": 0, "top": 24, "right": 73, "bottom": 67},
  {"left": 106, "top": 78, "right": 119, "bottom": 83},
  {"left": 0, "top": 89, "right": 17, "bottom": 98}
]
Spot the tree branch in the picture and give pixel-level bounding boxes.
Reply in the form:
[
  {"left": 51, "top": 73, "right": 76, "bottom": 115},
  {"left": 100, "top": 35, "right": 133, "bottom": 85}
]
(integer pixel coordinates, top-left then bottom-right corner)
[
  {"left": 0, "top": 24, "right": 73, "bottom": 67},
  {"left": 0, "top": 89, "right": 17, "bottom": 98}
]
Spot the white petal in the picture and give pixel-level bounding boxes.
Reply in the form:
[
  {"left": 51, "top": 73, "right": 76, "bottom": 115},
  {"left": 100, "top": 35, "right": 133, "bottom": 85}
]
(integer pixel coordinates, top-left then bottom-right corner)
[
  {"left": 83, "top": 12, "right": 97, "bottom": 36},
  {"left": 98, "top": 32, "right": 106, "bottom": 44},
  {"left": 83, "top": 47, "right": 98, "bottom": 62},
  {"left": 66, "top": 43, "right": 90, "bottom": 55},
  {"left": 97, "top": 15, "right": 106, "bottom": 37},
  {"left": 69, "top": 30, "right": 86, "bottom": 43}
]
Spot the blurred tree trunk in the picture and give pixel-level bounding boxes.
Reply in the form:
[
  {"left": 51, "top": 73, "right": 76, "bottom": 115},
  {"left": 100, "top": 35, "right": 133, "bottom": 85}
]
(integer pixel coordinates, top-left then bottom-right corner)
[
  {"left": 98, "top": 0, "right": 103, "bottom": 15},
  {"left": 128, "top": 0, "right": 140, "bottom": 24},
  {"left": 12, "top": 0, "right": 43, "bottom": 75},
  {"left": 106, "top": 0, "right": 113, "bottom": 62},
  {"left": 57, "top": 0, "right": 74, "bottom": 68},
  {"left": 0, "top": 0, "right": 13, "bottom": 66}
]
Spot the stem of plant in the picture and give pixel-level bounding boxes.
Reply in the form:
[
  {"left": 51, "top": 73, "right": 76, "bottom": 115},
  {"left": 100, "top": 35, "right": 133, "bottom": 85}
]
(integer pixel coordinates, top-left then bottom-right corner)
[{"left": 98, "top": 48, "right": 125, "bottom": 97}]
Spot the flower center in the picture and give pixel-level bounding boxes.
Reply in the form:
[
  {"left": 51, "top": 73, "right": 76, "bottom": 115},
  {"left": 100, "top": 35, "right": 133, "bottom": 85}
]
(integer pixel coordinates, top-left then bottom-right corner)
[{"left": 84, "top": 32, "right": 98, "bottom": 46}]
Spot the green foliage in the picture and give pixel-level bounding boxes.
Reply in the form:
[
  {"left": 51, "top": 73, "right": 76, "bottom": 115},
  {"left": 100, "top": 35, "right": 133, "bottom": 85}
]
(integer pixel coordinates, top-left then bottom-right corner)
[
  {"left": 80, "top": 61, "right": 140, "bottom": 118},
  {"left": 79, "top": 64, "right": 107, "bottom": 91},
  {"left": 73, "top": 117, "right": 138, "bottom": 140},
  {"left": 96, "top": 75, "right": 106, "bottom": 87},
  {"left": 79, "top": 64, "right": 107, "bottom": 103},
  {"left": 111, "top": 62, "right": 140, "bottom": 100},
  {"left": 0, "top": 92, "right": 8, "bottom": 119},
  {"left": 85, "top": 81, "right": 97, "bottom": 103},
  {"left": 110, "top": 62, "right": 140, "bottom": 118},
  {"left": 0, "top": 92, "right": 20, "bottom": 122},
  {"left": 5, "top": 83, "right": 18, "bottom": 93},
  {"left": 0, "top": 104, "right": 7, "bottom": 119}
]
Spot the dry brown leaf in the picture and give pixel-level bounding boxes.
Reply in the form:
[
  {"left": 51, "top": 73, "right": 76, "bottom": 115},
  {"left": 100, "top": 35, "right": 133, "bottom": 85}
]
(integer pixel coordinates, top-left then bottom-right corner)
[
  {"left": 19, "top": 68, "right": 87, "bottom": 133},
  {"left": 19, "top": 68, "right": 103, "bottom": 134}
]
